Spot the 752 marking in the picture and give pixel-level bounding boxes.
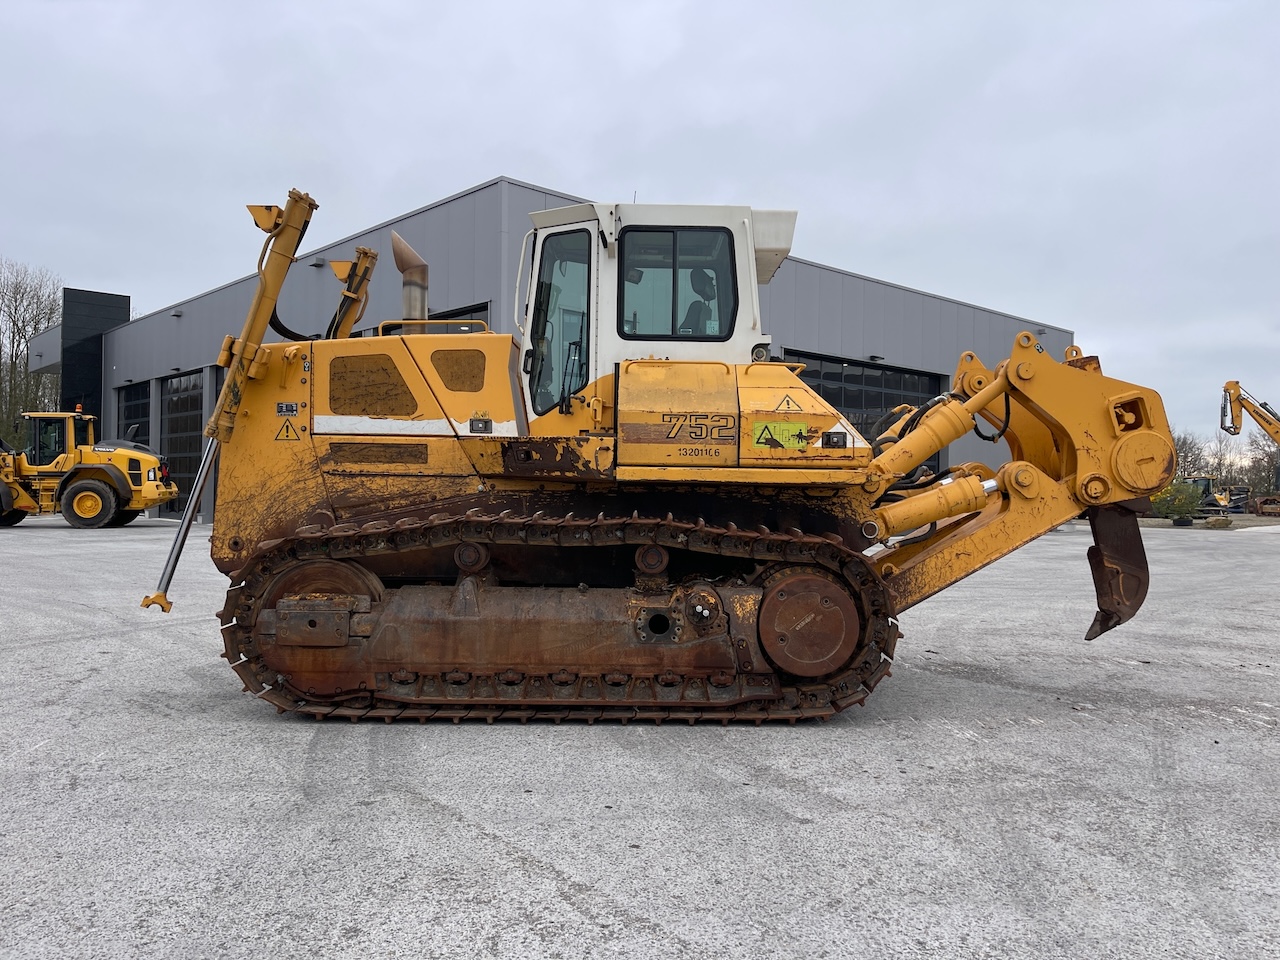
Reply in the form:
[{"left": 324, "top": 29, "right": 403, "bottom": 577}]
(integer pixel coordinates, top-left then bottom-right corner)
[{"left": 662, "top": 413, "right": 737, "bottom": 441}]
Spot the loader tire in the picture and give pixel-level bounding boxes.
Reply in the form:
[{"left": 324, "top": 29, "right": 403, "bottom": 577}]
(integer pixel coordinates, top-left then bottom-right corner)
[
  {"left": 61, "top": 479, "right": 118, "bottom": 529},
  {"left": 0, "top": 509, "right": 26, "bottom": 526},
  {"left": 106, "top": 510, "right": 141, "bottom": 527}
]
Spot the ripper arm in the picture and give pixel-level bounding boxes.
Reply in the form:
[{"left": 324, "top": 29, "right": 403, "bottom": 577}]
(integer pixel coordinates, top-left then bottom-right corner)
[{"left": 861, "top": 332, "right": 1175, "bottom": 639}]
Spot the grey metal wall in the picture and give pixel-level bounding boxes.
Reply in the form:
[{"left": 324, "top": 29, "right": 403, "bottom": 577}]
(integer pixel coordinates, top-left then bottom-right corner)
[{"left": 759, "top": 257, "right": 1074, "bottom": 468}]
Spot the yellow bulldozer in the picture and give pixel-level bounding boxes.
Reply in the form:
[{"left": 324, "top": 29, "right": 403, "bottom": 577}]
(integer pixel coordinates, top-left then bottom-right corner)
[
  {"left": 2, "top": 408, "right": 178, "bottom": 527},
  {"left": 145, "top": 189, "right": 1176, "bottom": 723}
]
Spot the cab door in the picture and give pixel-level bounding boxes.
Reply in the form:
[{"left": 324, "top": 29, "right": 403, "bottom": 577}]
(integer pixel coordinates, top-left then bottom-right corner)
[
  {"left": 23, "top": 416, "right": 70, "bottom": 473},
  {"left": 522, "top": 226, "right": 599, "bottom": 434}
]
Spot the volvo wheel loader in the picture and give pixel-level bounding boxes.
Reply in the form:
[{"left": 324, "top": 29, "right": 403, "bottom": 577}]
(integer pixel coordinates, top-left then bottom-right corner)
[
  {"left": 2, "top": 408, "right": 178, "bottom": 528},
  {"left": 144, "top": 189, "right": 1176, "bottom": 723}
]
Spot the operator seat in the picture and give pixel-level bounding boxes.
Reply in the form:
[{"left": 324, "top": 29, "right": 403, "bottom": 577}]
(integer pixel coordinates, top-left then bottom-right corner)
[{"left": 679, "top": 268, "right": 716, "bottom": 336}]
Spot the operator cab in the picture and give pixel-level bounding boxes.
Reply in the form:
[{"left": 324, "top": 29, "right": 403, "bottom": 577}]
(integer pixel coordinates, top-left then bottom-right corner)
[
  {"left": 517, "top": 203, "right": 796, "bottom": 424},
  {"left": 19, "top": 411, "right": 94, "bottom": 468}
]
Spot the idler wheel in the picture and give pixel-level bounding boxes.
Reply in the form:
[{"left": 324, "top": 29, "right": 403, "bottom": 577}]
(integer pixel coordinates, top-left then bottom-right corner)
[
  {"left": 635, "top": 545, "right": 669, "bottom": 574},
  {"left": 758, "top": 571, "right": 861, "bottom": 678},
  {"left": 258, "top": 558, "right": 384, "bottom": 610},
  {"left": 454, "top": 541, "right": 491, "bottom": 573}
]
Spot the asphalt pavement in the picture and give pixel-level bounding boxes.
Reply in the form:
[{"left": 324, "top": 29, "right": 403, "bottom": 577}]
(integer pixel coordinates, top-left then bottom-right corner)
[{"left": 0, "top": 515, "right": 1276, "bottom": 959}]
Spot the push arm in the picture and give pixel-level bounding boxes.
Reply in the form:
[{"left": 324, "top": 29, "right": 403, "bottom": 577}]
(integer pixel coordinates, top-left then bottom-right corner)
[{"left": 862, "top": 333, "right": 1175, "bottom": 639}]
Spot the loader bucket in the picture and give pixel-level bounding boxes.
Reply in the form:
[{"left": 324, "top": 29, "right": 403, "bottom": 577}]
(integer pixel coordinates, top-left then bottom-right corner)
[{"left": 1083, "top": 502, "right": 1151, "bottom": 640}]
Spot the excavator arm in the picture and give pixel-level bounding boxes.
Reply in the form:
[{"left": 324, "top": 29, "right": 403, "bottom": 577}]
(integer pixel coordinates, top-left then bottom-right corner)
[
  {"left": 859, "top": 333, "right": 1175, "bottom": 639},
  {"left": 1221, "top": 380, "right": 1280, "bottom": 444}
]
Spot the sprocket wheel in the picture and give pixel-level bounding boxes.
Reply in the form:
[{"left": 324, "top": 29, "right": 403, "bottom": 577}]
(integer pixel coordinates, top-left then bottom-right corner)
[{"left": 757, "top": 566, "right": 866, "bottom": 678}]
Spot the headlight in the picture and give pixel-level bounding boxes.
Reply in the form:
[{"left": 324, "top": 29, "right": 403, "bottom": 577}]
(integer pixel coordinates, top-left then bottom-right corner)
[{"left": 147, "top": 468, "right": 157, "bottom": 482}]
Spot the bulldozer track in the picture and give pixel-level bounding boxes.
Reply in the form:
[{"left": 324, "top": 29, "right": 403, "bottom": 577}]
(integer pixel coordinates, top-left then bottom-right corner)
[{"left": 218, "top": 510, "right": 900, "bottom": 724}]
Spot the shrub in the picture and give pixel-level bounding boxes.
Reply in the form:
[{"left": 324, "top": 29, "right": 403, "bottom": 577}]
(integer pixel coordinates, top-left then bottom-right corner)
[{"left": 1151, "top": 481, "right": 1202, "bottom": 520}]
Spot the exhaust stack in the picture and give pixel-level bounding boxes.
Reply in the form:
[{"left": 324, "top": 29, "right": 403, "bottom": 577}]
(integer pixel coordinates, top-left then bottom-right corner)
[{"left": 391, "top": 231, "right": 429, "bottom": 320}]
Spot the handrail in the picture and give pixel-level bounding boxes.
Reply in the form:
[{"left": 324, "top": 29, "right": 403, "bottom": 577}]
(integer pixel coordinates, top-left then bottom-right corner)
[
  {"left": 743, "top": 361, "right": 806, "bottom": 376},
  {"left": 620, "top": 359, "right": 732, "bottom": 374},
  {"left": 378, "top": 319, "right": 490, "bottom": 335}
]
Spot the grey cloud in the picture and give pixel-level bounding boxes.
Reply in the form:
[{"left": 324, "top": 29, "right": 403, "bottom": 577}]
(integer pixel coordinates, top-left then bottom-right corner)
[{"left": 2, "top": 0, "right": 1276, "bottom": 438}]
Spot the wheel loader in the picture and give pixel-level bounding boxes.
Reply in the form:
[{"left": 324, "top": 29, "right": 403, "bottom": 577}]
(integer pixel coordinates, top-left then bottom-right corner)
[
  {"left": 144, "top": 189, "right": 1176, "bottom": 723},
  {"left": 2, "top": 408, "right": 178, "bottom": 528}
]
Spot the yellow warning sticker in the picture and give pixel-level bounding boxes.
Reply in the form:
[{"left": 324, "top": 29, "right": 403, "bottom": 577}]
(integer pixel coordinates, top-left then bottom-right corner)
[
  {"left": 753, "top": 421, "right": 810, "bottom": 449},
  {"left": 275, "top": 419, "right": 301, "bottom": 441},
  {"left": 774, "top": 394, "right": 804, "bottom": 412}
]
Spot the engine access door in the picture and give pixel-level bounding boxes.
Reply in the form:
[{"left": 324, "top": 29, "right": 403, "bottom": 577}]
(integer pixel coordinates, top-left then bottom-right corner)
[{"left": 615, "top": 360, "right": 740, "bottom": 468}]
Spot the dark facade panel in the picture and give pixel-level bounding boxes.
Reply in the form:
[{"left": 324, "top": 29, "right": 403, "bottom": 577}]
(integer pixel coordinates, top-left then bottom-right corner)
[{"left": 59, "top": 288, "right": 129, "bottom": 419}]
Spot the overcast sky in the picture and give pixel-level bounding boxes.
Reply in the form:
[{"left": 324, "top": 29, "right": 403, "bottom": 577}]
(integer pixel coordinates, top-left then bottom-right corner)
[{"left": 3, "top": 0, "right": 1276, "bottom": 439}]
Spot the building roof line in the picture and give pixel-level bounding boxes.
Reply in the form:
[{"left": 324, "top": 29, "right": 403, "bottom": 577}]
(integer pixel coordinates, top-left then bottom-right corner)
[
  {"left": 783, "top": 254, "right": 1065, "bottom": 333},
  {"left": 133, "top": 176, "right": 589, "bottom": 323},
  {"left": 131, "top": 177, "right": 1063, "bottom": 337}
]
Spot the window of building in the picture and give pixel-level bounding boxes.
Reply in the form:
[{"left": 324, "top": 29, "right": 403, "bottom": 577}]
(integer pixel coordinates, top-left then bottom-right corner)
[
  {"left": 785, "top": 350, "right": 945, "bottom": 473},
  {"left": 619, "top": 228, "right": 736, "bottom": 340},
  {"left": 118, "top": 382, "right": 151, "bottom": 446},
  {"left": 161, "top": 371, "right": 204, "bottom": 513},
  {"left": 376, "top": 302, "right": 491, "bottom": 337},
  {"left": 528, "top": 230, "right": 591, "bottom": 416},
  {"left": 429, "top": 301, "right": 489, "bottom": 331}
]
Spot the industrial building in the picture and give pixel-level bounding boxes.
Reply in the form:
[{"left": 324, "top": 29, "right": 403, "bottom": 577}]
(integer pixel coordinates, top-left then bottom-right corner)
[{"left": 28, "top": 176, "right": 1070, "bottom": 516}]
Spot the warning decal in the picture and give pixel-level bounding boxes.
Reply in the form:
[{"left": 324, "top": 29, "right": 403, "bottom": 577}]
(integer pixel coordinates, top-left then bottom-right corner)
[
  {"left": 275, "top": 419, "right": 301, "bottom": 441},
  {"left": 774, "top": 394, "right": 804, "bottom": 412},
  {"left": 753, "top": 421, "right": 810, "bottom": 449}
]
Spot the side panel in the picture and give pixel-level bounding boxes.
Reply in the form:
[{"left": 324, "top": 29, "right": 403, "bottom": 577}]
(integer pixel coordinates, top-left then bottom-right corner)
[
  {"left": 401, "top": 333, "right": 528, "bottom": 438},
  {"left": 616, "top": 361, "right": 740, "bottom": 468},
  {"left": 615, "top": 360, "right": 871, "bottom": 472},
  {"left": 737, "top": 364, "right": 870, "bottom": 467},
  {"left": 212, "top": 347, "right": 330, "bottom": 572},
  {"left": 309, "top": 338, "right": 481, "bottom": 521},
  {"left": 311, "top": 337, "right": 453, "bottom": 437}
]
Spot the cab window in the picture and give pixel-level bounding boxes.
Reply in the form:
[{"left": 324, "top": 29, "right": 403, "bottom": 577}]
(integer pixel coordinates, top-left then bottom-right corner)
[
  {"left": 28, "top": 418, "right": 66, "bottom": 466},
  {"left": 619, "top": 228, "right": 736, "bottom": 340},
  {"left": 528, "top": 230, "right": 591, "bottom": 416}
]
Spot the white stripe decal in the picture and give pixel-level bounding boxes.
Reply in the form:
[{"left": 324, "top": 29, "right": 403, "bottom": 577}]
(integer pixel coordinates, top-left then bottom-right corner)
[
  {"left": 451, "top": 419, "right": 520, "bottom": 437},
  {"left": 313, "top": 415, "right": 453, "bottom": 436}
]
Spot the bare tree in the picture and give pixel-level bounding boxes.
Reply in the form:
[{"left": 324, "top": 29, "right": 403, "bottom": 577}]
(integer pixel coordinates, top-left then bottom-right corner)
[
  {"left": 1171, "top": 428, "right": 1208, "bottom": 478},
  {"left": 1204, "top": 430, "right": 1243, "bottom": 484},
  {"left": 0, "top": 258, "right": 62, "bottom": 448},
  {"left": 1242, "top": 430, "right": 1280, "bottom": 495}
]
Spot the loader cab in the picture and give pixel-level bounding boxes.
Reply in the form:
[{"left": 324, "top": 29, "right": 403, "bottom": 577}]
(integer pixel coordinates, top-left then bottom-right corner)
[
  {"left": 19, "top": 413, "right": 93, "bottom": 469},
  {"left": 518, "top": 203, "right": 796, "bottom": 431}
]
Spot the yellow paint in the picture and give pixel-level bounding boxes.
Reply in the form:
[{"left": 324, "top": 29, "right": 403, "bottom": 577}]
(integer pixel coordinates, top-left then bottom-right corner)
[
  {"left": 203, "top": 188, "right": 1181, "bottom": 650},
  {"left": 616, "top": 361, "right": 740, "bottom": 467}
]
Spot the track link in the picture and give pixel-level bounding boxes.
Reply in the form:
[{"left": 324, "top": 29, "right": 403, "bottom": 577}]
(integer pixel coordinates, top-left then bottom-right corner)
[{"left": 218, "top": 511, "right": 900, "bottom": 724}]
